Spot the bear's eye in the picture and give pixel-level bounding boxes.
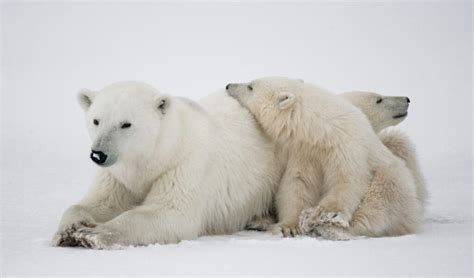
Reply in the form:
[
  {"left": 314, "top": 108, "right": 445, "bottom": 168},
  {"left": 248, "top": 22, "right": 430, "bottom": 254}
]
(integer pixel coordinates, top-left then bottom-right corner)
[
  {"left": 248, "top": 85, "right": 253, "bottom": 91},
  {"left": 376, "top": 98, "right": 383, "bottom": 104},
  {"left": 121, "top": 122, "right": 132, "bottom": 129},
  {"left": 93, "top": 119, "right": 99, "bottom": 126}
]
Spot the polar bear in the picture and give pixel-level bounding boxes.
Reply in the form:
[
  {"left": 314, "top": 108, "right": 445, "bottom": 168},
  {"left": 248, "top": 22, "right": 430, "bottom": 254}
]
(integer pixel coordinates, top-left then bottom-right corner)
[
  {"left": 300, "top": 93, "right": 427, "bottom": 239},
  {"left": 245, "top": 91, "right": 426, "bottom": 232},
  {"left": 51, "top": 81, "right": 283, "bottom": 249},
  {"left": 227, "top": 77, "right": 423, "bottom": 240},
  {"left": 341, "top": 91, "right": 427, "bottom": 208}
]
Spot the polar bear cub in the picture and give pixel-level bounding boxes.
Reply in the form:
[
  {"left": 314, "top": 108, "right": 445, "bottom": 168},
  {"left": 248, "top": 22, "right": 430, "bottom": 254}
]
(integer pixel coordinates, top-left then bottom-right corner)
[
  {"left": 227, "top": 77, "right": 422, "bottom": 240},
  {"left": 341, "top": 91, "right": 427, "bottom": 208},
  {"left": 245, "top": 91, "right": 426, "bottom": 233},
  {"left": 300, "top": 92, "right": 426, "bottom": 239},
  {"left": 341, "top": 91, "right": 410, "bottom": 133}
]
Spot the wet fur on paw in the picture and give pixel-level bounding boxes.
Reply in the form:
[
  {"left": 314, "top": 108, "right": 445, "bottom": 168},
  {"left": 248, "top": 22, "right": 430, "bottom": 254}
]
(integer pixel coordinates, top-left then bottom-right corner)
[
  {"left": 51, "top": 221, "right": 96, "bottom": 247},
  {"left": 309, "top": 205, "right": 349, "bottom": 228},
  {"left": 72, "top": 226, "right": 122, "bottom": 250},
  {"left": 299, "top": 207, "right": 352, "bottom": 240},
  {"left": 314, "top": 225, "right": 352, "bottom": 241}
]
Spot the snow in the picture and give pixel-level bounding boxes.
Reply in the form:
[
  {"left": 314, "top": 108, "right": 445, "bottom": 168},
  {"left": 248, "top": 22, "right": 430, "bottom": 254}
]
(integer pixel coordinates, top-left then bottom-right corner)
[
  {"left": 1, "top": 1, "right": 472, "bottom": 276},
  {"left": 1, "top": 141, "right": 472, "bottom": 276},
  {"left": 3, "top": 224, "right": 473, "bottom": 276}
]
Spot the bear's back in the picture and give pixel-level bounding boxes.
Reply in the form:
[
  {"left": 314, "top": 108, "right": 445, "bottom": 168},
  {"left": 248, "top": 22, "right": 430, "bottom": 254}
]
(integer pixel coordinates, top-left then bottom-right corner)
[{"left": 196, "top": 91, "right": 283, "bottom": 234}]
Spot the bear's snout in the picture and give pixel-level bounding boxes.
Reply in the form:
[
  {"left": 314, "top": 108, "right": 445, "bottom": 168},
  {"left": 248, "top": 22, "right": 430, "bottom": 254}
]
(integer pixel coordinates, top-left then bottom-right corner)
[{"left": 90, "top": 150, "right": 108, "bottom": 165}]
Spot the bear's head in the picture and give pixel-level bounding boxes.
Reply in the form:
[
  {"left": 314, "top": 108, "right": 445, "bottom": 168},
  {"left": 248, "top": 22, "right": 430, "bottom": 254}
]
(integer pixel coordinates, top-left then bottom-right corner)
[
  {"left": 341, "top": 91, "right": 410, "bottom": 133},
  {"left": 226, "top": 76, "right": 305, "bottom": 143},
  {"left": 78, "top": 81, "right": 170, "bottom": 167}
]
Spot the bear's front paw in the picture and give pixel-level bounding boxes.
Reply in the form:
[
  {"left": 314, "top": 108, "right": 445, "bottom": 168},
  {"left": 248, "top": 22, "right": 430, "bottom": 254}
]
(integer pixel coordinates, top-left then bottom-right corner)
[
  {"left": 305, "top": 205, "right": 349, "bottom": 228},
  {"left": 299, "top": 207, "right": 320, "bottom": 235},
  {"left": 51, "top": 220, "right": 97, "bottom": 247},
  {"left": 314, "top": 225, "right": 352, "bottom": 241},
  {"left": 269, "top": 223, "right": 300, "bottom": 237},
  {"left": 73, "top": 225, "right": 122, "bottom": 250}
]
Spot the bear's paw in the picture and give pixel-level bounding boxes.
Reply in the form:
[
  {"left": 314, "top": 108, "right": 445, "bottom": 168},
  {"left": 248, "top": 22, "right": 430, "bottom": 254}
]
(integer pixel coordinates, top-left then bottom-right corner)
[
  {"left": 269, "top": 223, "right": 301, "bottom": 237},
  {"left": 73, "top": 225, "right": 123, "bottom": 250},
  {"left": 51, "top": 220, "right": 97, "bottom": 247}
]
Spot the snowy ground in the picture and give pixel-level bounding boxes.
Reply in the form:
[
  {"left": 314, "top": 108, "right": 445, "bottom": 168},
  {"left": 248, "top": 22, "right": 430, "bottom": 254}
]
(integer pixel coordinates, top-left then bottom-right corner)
[{"left": 1, "top": 141, "right": 472, "bottom": 276}]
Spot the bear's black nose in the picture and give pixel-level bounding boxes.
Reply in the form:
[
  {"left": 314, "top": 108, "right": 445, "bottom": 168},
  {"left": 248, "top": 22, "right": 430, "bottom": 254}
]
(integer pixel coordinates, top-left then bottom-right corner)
[
  {"left": 90, "top": 150, "right": 108, "bottom": 165},
  {"left": 406, "top": 97, "right": 410, "bottom": 103},
  {"left": 226, "top": 83, "right": 232, "bottom": 90}
]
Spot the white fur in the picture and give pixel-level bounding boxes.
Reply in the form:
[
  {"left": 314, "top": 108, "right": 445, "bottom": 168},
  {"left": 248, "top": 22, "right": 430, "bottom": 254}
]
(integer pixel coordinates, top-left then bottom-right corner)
[
  {"left": 51, "top": 81, "right": 283, "bottom": 249},
  {"left": 244, "top": 91, "right": 427, "bottom": 234},
  {"left": 227, "top": 77, "right": 424, "bottom": 240},
  {"left": 342, "top": 91, "right": 427, "bottom": 214}
]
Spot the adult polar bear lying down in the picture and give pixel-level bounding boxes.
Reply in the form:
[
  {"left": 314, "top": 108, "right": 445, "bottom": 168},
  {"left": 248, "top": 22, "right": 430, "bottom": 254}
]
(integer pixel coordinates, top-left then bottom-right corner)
[
  {"left": 52, "top": 81, "right": 423, "bottom": 248},
  {"left": 52, "top": 81, "right": 284, "bottom": 249}
]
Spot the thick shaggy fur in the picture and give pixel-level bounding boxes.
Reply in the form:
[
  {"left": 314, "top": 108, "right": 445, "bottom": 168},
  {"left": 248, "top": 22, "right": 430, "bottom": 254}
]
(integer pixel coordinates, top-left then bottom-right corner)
[
  {"left": 246, "top": 92, "right": 427, "bottom": 235},
  {"left": 51, "top": 82, "right": 283, "bottom": 249},
  {"left": 341, "top": 91, "right": 427, "bottom": 218},
  {"left": 227, "top": 77, "right": 423, "bottom": 240},
  {"left": 378, "top": 130, "right": 427, "bottom": 211}
]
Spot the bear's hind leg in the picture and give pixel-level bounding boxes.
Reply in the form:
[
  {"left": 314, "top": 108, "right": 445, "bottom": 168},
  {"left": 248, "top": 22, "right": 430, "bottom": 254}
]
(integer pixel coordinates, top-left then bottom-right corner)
[
  {"left": 379, "top": 129, "right": 427, "bottom": 208},
  {"left": 349, "top": 163, "right": 421, "bottom": 238}
]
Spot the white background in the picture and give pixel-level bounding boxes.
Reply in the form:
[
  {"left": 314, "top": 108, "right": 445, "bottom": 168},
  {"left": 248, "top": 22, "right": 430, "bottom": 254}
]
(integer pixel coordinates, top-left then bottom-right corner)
[{"left": 1, "top": 1, "right": 472, "bottom": 276}]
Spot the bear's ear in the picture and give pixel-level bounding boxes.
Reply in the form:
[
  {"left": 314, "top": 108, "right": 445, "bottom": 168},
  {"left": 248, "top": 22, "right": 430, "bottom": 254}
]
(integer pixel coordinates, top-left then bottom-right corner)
[
  {"left": 155, "top": 95, "right": 170, "bottom": 115},
  {"left": 78, "top": 89, "right": 98, "bottom": 111},
  {"left": 277, "top": 92, "right": 295, "bottom": 110}
]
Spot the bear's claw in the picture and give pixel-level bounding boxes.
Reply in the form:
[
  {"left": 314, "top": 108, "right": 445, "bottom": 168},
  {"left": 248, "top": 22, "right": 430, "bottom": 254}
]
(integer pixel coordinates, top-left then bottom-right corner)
[{"left": 269, "top": 223, "right": 300, "bottom": 237}]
